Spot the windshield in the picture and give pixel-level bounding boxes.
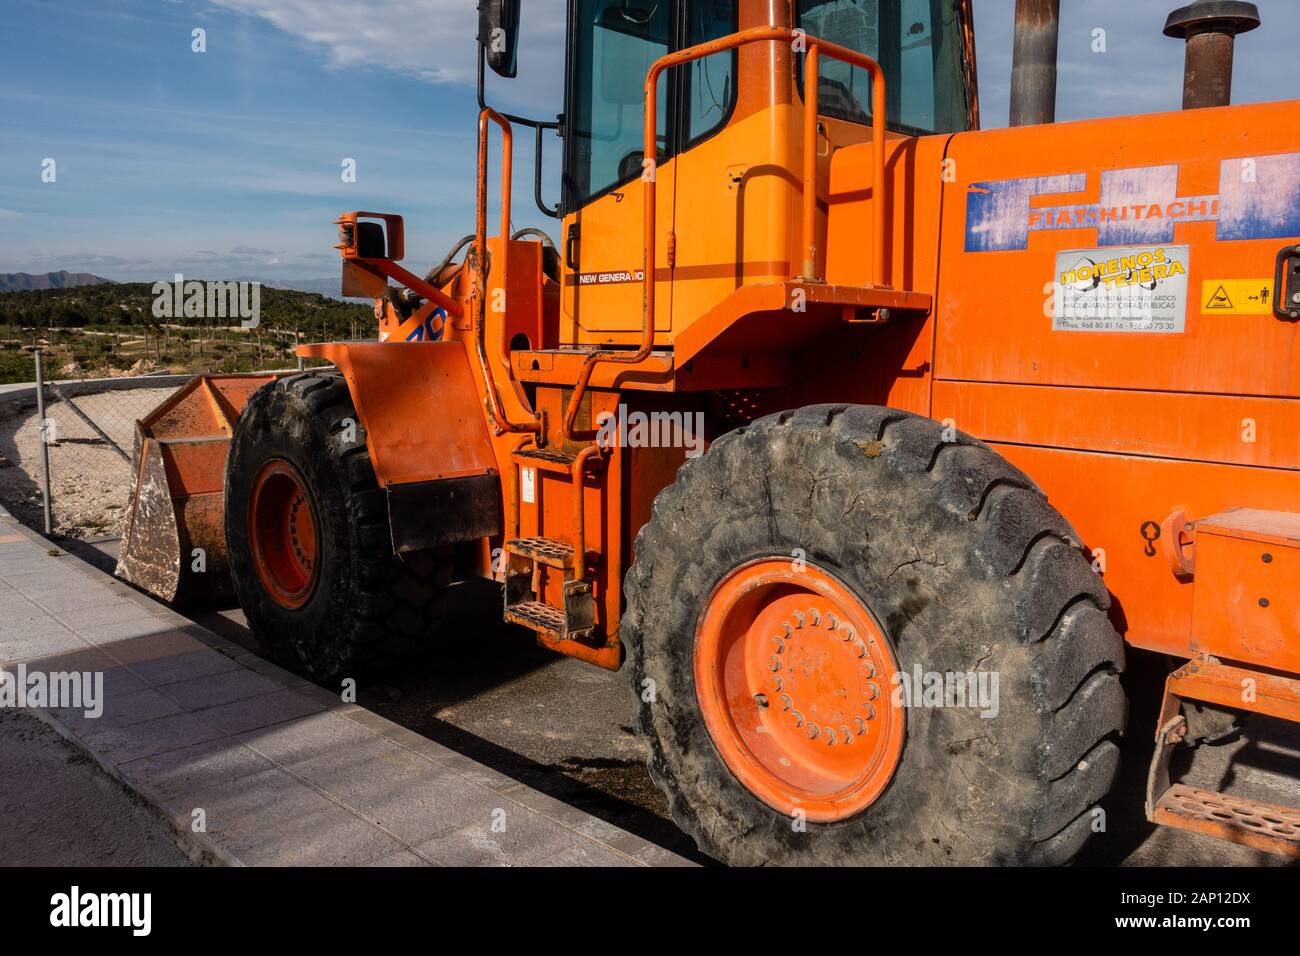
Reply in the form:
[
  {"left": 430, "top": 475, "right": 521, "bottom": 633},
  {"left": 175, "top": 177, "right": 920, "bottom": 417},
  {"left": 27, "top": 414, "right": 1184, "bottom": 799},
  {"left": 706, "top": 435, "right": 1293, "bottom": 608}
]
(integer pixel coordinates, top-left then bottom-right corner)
[
  {"left": 798, "top": 0, "right": 970, "bottom": 135},
  {"left": 566, "top": 1, "right": 738, "bottom": 208}
]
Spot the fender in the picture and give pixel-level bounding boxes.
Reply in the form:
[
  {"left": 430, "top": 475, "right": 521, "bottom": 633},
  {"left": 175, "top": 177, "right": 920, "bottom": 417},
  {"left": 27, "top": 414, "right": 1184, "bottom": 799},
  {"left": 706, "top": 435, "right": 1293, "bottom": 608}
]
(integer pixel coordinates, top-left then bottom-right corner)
[{"left": 297, "top": 340, "right": 501, "bottom": 553}]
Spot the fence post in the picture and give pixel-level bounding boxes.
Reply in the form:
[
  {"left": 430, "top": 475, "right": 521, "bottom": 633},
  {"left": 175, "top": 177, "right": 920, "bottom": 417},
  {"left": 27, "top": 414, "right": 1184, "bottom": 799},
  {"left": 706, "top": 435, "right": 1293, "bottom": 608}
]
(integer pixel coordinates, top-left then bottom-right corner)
[{"left": 33, "top": 351, "right": 53, "bottom": 535}]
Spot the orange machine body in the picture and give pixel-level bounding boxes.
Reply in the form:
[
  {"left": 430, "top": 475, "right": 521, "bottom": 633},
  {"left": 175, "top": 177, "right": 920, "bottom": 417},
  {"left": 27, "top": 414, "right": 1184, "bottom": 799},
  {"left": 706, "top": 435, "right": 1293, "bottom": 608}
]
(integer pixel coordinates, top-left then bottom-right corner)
[{"left": 325, "top": 3, "right": 1300, "bottom": 697}]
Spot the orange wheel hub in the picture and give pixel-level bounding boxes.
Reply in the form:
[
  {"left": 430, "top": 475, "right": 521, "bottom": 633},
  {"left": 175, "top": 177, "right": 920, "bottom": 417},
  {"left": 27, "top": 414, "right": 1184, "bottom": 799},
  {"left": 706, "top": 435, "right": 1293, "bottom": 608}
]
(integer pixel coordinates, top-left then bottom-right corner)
[
  {"left": 249, "top": 459, "right": 320, "bottom": 610},
  {"left": 695, "top": 558, "right": 905, "bottom": 822}
]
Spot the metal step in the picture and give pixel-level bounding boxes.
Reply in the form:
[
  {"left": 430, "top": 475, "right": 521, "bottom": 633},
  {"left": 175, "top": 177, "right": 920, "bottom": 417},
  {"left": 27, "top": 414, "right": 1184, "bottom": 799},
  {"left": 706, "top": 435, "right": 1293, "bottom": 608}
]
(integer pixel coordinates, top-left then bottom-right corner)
[
  {"left": 511, "top": 445, "right": 579, "bottom": 474},
  {"left": 1151, "top": 784, "right": 1300, "bottom": 859},
  {"left": 506, "top": 536, "right": 575, "bottom": 569},
  {"left": 504, "top": 601, "right": 566, "bottom": 639}
]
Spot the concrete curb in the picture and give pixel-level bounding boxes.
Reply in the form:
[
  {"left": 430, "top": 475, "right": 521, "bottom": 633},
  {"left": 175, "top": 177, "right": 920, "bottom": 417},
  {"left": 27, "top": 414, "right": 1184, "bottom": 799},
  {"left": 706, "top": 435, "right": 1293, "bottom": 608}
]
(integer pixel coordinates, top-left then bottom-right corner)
[{"left": 0, "top": 508, "right": 692, "bottom": 867}]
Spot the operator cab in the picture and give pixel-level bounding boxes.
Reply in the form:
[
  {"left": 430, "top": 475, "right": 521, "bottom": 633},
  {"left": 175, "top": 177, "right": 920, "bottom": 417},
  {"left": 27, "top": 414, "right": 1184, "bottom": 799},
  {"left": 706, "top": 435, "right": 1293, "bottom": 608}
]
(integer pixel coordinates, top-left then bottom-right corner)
[
  {"left": 478, "top": 0, "right": 976, "bottom": 357},
  {"left": 562, "top": 0, "right": 975, "bottom": 216}
]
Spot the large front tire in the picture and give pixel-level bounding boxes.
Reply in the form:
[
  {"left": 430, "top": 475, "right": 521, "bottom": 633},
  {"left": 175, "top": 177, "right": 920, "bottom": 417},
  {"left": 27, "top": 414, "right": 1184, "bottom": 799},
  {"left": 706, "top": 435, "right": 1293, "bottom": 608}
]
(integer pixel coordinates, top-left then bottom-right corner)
[
  {"left": 623, "top": 405, "right": 1126, "bottom": 865},
  {"left": 225, "top": 371, "right": 451, "bottom": 684}
]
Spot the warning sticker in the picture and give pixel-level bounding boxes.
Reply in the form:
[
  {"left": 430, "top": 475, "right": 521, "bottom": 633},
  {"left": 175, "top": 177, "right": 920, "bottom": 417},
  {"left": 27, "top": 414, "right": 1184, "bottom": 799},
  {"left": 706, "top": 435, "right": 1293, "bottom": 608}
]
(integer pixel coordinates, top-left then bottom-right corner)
[
  {"left": 1052, "top": 245, "right": 1189, "bottom": 333},
  {"left": 1200, "top": 278, "right": 1274, "bottom": 315}
]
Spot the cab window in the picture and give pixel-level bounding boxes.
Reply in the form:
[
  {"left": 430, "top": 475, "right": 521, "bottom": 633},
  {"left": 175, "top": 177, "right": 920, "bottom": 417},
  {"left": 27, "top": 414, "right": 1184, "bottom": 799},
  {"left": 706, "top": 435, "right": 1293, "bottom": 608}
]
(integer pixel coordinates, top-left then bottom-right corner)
[
  {"left": 565, "top": 2, "right": 739, "bottom": 209},
  {"left": 567, "top": 0, "right": 672, "bottom": 207},
  {"left": 797, "top": 0, "right": 970, "bottom": 135}
]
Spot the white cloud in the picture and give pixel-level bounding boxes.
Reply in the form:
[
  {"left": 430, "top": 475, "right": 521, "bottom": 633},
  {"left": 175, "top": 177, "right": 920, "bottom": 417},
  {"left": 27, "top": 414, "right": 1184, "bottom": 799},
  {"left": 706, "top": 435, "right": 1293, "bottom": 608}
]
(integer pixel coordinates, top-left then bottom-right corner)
[{"left": 207, "top": 0, "right": 566, "bottom": 95}]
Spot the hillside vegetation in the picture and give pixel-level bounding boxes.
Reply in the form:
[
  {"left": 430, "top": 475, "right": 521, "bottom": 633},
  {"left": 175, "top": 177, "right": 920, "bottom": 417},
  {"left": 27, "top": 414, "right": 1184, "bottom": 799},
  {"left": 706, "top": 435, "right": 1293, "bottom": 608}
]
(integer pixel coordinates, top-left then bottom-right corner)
[{"left": 0, "top": 282, "right": 376, "bottom": 383}]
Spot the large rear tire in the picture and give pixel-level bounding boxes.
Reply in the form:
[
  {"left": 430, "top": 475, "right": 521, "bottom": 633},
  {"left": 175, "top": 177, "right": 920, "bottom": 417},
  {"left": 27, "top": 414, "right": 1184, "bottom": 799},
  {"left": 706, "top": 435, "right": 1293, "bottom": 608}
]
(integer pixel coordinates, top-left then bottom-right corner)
[
  {"left": 623, "top": 405, "right": 1127, "bottom": 865},
  {"left": 225, "top": 371, "right": 451, "bottom": 684}
]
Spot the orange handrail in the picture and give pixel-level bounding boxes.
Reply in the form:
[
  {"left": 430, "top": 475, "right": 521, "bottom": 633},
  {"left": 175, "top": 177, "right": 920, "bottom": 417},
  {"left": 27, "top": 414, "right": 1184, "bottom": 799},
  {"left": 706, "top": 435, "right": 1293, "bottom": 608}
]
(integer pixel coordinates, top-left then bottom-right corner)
[
  {"left": 562, "top": 26, "right": 888, "bottom": 441},
  {"left": 475, "top": 107, "right": 541, "bottom": 435}
]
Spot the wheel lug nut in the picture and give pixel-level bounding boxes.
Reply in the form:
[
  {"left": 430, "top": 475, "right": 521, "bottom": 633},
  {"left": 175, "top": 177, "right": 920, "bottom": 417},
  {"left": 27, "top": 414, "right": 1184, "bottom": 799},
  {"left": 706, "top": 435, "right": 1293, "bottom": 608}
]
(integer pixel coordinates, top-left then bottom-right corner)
[
  {"left": 842, "top": 626, "right": 856, "bottom": 642},
  {"left": 863, "top": 703, "right": 877, "bottom": 721},
  {"left": 791, "top": 710, "right": 804, "bottom": 728},
  {"left": 853, "top": 641, "right": 868, "bottom": 659},
  {"left": 781, "top": 621, "right": 794, "bottom": 638},
  {"left": 771, "top": 637, "right": 785, "bottom": 654},
  {"left": 754, "top": 693, "right": 769, "bottom": 709},
  {"left": 853, "top": 717, "right": 868, "bottom": 735},
  {"left": 865, "top": 682, "right": 879, "bottom": 701},
  {"left": 772, "top": 675, "right": 784, "bottom": 692},
  {"left": 805, "top": 722, "right": 820, "bottom": 740},
  {"left": 838, "top": 724, "right": 851, "bottom": 742},
  {"left": 824, "top": 727, "right": 837, "bottom": 745},
  {"left": 808, "top": 608, "right": 821, "bottom": 626},
  {"left": 825, "top": 613, "right": 838, "bottom": 630},
  {"left": 861, "top": 660, "right": 876, "bottom": 678},
  {"left": 779, "top": 694, "right": 792, "bottom": 711},
  {"left": 768, "top": 656, "right": 782, "bottom": 672},
  {"left": 793, "top": 611, "right": 806, "bottom": 629}
]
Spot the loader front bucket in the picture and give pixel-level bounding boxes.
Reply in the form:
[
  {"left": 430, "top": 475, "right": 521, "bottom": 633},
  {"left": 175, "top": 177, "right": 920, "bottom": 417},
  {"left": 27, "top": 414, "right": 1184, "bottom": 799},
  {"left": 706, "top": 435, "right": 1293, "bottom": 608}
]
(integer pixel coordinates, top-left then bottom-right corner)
[{"left": 116, "top": 374, "right": 279, "bottom": 605}]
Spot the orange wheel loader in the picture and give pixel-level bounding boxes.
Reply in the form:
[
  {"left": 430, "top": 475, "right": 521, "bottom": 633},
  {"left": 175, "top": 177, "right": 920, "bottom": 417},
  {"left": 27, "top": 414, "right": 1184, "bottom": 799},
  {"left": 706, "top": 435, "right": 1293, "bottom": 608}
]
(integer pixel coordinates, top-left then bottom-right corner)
[{"left": 116, "top": 0, "right": 1300, "bottom": 866}]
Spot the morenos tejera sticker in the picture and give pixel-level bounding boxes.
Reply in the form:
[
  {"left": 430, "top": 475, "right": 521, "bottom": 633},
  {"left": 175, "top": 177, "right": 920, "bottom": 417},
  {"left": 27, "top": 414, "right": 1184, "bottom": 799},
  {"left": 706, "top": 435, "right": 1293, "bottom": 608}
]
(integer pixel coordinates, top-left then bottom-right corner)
[{"left": 1051, "top": 244, "right": 1189, "bottom": 333}]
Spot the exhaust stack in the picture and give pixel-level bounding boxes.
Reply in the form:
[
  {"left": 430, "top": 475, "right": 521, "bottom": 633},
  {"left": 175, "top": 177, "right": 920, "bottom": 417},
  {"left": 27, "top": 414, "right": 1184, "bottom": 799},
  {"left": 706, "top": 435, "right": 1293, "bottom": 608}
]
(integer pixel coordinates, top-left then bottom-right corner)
[
  {"left": 1009, "top": 0, "right": 1060, "bottom": 126},
  {"left": 1164, "top": 1, "right": 1260, "bottom": 109}
]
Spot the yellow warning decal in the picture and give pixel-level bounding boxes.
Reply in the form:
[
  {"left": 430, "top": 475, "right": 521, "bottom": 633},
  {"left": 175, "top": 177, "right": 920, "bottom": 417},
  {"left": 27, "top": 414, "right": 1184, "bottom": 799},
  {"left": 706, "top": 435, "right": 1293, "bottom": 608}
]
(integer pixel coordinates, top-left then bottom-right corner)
[{"left": 1201, "top": 278, "right": 1274, "bottom": 314}]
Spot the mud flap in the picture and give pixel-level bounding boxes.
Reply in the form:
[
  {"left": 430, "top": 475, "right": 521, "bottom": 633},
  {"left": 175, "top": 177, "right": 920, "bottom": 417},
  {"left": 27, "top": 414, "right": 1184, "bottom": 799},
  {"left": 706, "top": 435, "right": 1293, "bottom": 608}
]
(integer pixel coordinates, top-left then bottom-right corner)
[{"left": 387, "top": 473, "right": 501, "bottom": 553}]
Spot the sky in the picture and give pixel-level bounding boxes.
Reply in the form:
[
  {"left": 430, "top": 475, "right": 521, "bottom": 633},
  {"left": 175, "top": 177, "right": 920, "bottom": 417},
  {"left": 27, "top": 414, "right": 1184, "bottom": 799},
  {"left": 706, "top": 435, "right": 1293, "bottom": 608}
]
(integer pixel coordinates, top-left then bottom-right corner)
[{"left": 0, "top": 0, "right": 1293, "bottom": 283}]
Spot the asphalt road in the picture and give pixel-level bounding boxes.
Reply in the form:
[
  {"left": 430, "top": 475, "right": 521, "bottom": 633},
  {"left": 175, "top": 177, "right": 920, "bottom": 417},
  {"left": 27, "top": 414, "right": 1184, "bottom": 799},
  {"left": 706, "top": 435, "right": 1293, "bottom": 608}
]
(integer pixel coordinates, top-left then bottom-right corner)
[
  {"left": 70, "top": 537, "right": 1300, "bottom": 867},
  {"left": 0, "top": 708, "right": 194, "bottom": 867}
]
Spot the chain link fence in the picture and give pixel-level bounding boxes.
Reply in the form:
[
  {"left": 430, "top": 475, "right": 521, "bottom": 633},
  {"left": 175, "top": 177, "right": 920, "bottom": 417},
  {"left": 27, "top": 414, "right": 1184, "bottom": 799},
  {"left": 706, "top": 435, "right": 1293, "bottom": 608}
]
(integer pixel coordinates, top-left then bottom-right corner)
[
  {"left": 0, "top": 347, "right": 319, "bottom": 541},
  {"left": 0, "top": 355, "right": 195, "bottom": 539}
]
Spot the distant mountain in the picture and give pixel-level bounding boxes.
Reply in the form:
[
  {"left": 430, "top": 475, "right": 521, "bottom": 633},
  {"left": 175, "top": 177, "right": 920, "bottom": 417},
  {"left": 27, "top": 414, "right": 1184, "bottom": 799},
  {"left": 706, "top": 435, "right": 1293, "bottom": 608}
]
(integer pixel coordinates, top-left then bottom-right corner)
[
  {"left": 240, "top": 277, "right": 371, "bottom": 304},
  {"left": 0, "top": 272, "right": 369, "bottom": 301},
  {"left": 0, "top": 271, "right": 112, "bottom": 292},
  {"left": 264, "top": 277, "right": 345, "bottom": 298}
]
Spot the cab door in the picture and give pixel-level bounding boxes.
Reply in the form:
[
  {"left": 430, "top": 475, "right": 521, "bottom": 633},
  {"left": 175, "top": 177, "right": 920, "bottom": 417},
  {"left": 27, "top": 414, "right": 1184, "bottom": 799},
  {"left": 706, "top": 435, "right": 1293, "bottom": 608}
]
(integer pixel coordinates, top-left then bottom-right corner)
[{"left": 561, "top": 0, "right": 676, "bottom": 345}]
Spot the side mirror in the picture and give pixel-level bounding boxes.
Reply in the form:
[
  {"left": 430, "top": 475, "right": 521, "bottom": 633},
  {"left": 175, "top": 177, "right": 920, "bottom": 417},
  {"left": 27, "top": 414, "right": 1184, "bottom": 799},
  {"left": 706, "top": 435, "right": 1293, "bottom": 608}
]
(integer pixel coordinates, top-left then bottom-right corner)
[
  {"left": 478, "top": 0, "right": 521, "bottom": 79},
  {"left": 335, "top": 212, "right": 405, "bottom": 262}
]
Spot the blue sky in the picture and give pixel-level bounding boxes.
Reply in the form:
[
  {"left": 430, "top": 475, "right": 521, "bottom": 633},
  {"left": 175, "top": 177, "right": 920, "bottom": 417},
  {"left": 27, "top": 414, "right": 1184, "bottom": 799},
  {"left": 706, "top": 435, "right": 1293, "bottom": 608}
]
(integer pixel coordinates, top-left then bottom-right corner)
[{"left": 0, "top": 0, "right": 1292, "bottom": 282}]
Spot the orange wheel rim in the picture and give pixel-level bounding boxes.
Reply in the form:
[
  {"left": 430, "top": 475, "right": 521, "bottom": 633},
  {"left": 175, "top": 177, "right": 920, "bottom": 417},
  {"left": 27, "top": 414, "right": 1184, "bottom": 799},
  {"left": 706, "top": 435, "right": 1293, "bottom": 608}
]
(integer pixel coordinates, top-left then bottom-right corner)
[
  {"left": 248, "top": 459, "right": 320, "bottom": 610},
  {"left": 695, "top": 558, "right": 905, "bottom": 822}
]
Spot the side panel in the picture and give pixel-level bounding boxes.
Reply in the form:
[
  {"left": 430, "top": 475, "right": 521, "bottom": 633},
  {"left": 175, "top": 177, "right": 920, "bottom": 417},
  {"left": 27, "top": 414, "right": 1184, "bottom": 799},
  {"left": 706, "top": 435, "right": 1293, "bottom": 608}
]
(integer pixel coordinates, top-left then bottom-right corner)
[
  {"left": 802, "top": 131, "right": 952, "bottom": 417},
  {"left": 938, "top": 100, "right": 1300, "bottom": 396},
  {"left": 933, "top": 380, "right": 1300, "bottom": 469},
  {"left": 562, "top": 171, "right": 676, "bottom": 342},
  {"left": 669, "top": 6, "right": 798, "bottom": 334},
  {"left": 298, "top": 341, "right": 497, "bottom": 487},
  {"left": 991, "top": 443, "right": 1300, "bottom": 659},
  {"left": 932, "top": 99, "right": 1300, "bottom": 659}
]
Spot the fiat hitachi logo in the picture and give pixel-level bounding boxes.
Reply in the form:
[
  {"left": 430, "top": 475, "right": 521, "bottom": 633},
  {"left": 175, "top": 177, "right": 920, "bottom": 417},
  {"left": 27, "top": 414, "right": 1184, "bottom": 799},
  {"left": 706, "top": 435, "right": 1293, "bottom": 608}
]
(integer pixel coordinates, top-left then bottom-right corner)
[{"left": 964, "top": 152, "right": 1300, "bottom": 252}]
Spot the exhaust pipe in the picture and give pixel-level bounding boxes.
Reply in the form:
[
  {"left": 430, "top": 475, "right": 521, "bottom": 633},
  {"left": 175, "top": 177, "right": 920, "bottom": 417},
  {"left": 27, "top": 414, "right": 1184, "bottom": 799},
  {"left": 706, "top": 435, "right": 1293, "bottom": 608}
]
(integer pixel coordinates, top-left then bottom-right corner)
[
  {"left": 1164, "top": 1, "right": 1260, "bottom": 109},
  {"left": 1009, "top": 0, "right": 1060, "bottom": 126}
]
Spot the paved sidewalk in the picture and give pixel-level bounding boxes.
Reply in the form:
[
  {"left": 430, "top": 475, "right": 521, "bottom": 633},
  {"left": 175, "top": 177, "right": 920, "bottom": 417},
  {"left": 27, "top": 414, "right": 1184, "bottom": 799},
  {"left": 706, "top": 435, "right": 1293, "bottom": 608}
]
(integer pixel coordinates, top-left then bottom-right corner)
[{"left": 0, "top": 510, "right": 690, "bottom": 867}]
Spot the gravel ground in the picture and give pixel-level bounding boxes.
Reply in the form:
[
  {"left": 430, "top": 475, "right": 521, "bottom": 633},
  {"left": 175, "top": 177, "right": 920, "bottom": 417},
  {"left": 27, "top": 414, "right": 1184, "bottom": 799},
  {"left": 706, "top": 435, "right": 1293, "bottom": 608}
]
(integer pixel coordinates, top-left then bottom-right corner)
[
  {"left": 0, "top": 707, "right": 194, "bottom": 867},
  {"left": 0, "top": 386, "right": 177, "bottom": 538}
]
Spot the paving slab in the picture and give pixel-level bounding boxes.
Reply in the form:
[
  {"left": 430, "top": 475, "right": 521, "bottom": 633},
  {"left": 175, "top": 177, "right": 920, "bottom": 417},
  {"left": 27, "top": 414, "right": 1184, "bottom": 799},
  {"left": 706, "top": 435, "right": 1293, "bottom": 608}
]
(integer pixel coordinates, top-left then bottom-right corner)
[{"left": 0, "top": 508, "right": 691, "bottom": 867}]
